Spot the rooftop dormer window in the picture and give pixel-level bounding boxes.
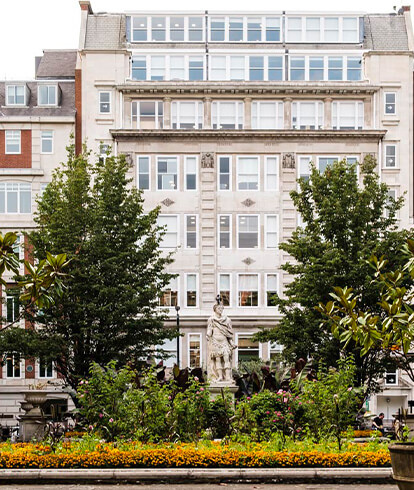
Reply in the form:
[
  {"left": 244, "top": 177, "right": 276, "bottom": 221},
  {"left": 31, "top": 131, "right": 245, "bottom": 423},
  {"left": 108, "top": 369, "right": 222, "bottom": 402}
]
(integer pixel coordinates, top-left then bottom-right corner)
[
  {"left": 6, "top": 85, "right": 26, "bottom": 105},
  {"left": 38, "top": 85, "right": 57, "bottom": 106}
]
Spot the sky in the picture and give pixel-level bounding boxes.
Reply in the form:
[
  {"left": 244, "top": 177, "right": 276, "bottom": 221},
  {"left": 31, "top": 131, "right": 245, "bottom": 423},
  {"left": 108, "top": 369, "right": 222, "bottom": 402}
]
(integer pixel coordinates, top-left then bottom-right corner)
[{"left": 0, "top": 0, "right": 410, "bottom": 80}]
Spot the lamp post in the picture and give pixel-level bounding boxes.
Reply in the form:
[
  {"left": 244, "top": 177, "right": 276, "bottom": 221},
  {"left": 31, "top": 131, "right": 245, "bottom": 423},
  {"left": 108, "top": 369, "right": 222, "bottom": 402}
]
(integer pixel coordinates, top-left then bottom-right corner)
[
  {"left": 216, "top": 294, "right": 221, "bottom": 304},
  {"left": 175, "top": 304, "right": 180, "bottom": 367}
]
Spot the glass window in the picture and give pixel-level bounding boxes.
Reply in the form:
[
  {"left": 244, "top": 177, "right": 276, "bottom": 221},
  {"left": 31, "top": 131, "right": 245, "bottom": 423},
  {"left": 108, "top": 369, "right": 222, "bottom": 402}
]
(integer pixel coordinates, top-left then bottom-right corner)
[
  {"left": 265, "top": 157, "right": 278, "bottom": 191},
  {"left": 132, "top": 17, "right": 147, "bottom": 41},
  {"left": 185, "top": 215, "right": 198, "bottom": 248},
  {"left": 189, "top": 17, "right": 203, "bottom": 41},
  {"left": 309, "top": 57, "right": 324, "bottom": 81},
  {"left": 252, "top": 101, "right": 283, "bottom": 129},
  {"left": 332, "top": 101, "right": 363, "bottom": 130},
  {"left": 211, "top": 56, "right": 227, "bottom": 80},
  {"left": 265, "top": 215, "right": 278, "bottom": 249},
  {"left": 151, "top": 56, "right": 165, "bottom": 80},
  {"left": 219, "top": 274, "right": 231, "bottom": 306},
  {"left": 5, "top": 130, "right": 21, "bottom": 154},
  {"left": 249, "top": 56, "right": 264, "bottom": 81},
  {"left": 238, "top": 275, "right": 259, "bottom": 307},
  {"left": 157, "top": 156, "right": 178, "bottom": 190},
  {"left": 156, "top": 337, "right": 178, "bottom": 367},
  {"left": 299, "top": 156, "right": 312, "bottom": 180},
  {"left": 219, "top": 215, "right": 231, "bottom": 248},
  {"left": 229, "top": 17, "right": 244, "bottom": 41},
  {"left": 185, "top": 155, "right": 197, "bottom": 190},
  {"left": 189, "top": 57, "right": 204, "bottom": 81},
  {"left": 266, "top": 17, "right": 280, "bottom": 41},
  {"left": 185, "top": 274, "right": 197, "bottom": 307},
  {"left": 172, "top": 101, "right": 203, "bottom": 129},
  {"left": 6, "top": 290, "right": 19, "bottom": 323},
  {"left": 268, "top": 56, "right": 283, "bottom": 81},
  {"left": 319, "top": 157, "right": 338, "bottom": 173},
  {"left": 41, "top": 131, "right": 53, "bottom": 154},
  {"left": 7, "top": 85, "right": 25, "bottom": 105},
  {"left": 343, "top": 17, "right": 358, "bottom": 42},
  {"left": 292, "top": 101, "right": 324, "bottom": 129},
  {"left": 132, "top": 101, "right": 163, "bottom": 129},
  {"left": 12, "top": 235, "right": 21, "bottom": 261},
  {"left": 230, "top": 56, "right": 245, "bottom": 80},
  {"left": 328, "top": 57, "right": 343, "bottom": 81},
  {"left": 211, "top": 17, "right": 225, "bottom": 41},
  {"left": 306, "top": 17, "right": 320, "bottom": 42},
  {"left": 212, "top": 101, "right": 243, "bottom": 129},
  {"left": 237, "top": 157, "right": 259, "bottom": 190},
  {"left": 347, "top": 57, "right": 361, "bottom": 80},
  {"left": 237, "top": 335, "right": 259, "bottom": 362},
  {"left": 189, "top": 333, "right": 201, "bottom": 368},
  {"left": 324, "top": 17, "right": 339, "bottom": 42},
  {"left": 0, "top": 183, "right": 31, "bottom": 214},
  {"left": 287, "top": 17, "right": 302, "bottom": 42},
  {"left": 38, "top": 85, "right": 57, "bottom": 106},
  {"left": 99, "top": 91, "right": 111, "bottom": 113},
  {"left": 238, "top": 215, "right": 259, "bottom": 248},
  {"left": 132, "top": 57, "right": 147, "bottom": 80},
  {"left": 247, "top": 17, "right": 262, "bottom": 41},
  {"left": 137, "top": 156, "right": 150, "bottom": 190},
  {"left": 6, "top": 354, "right": 20, "bottom": 378},
  {"left": 385, "top": 92, "right": 396, "bottom": 115},
  {"left": 159, "top": 277, "right": 178, "bottom": 307},
  {"left": 99, "top": 143, "right": 110, "bottom": 163},
  {"left": 269, "top": 341, "right": 283, "bottom": 359},
  {"left": 219, "top": 156, "right": 231, "bottom": 190},
  {"left": 290, "top": 57, "right": 305, "bottom": 81},
  {"left": 385, "top": 145, "right": 397, "bottom": 168},
  {"left": 157, "top": 215, "right": 179, "bottom": 248},
  {"left": 152, "top": 16, "right": 166, "bottom": 41},
  {"left": 170, "top": 56, "right": 185, "bottom": 80},
  {"left": 39, "top": 358, "right": 53, "bottom": 378},
  {"left": 385, "top": 368, "right": 398, "bottom": 386},
  {"left": 170, "top": 16, "right": 184, "bottom": 41},
  {"left": 266, "top": 274, "right": 278, "bottom": 307}
]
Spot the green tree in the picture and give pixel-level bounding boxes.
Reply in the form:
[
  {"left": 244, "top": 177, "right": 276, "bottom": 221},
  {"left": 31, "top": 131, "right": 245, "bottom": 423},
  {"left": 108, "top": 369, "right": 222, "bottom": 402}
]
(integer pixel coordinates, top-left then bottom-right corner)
[
  {"left": 0, "top": 144, "right": 175, "bottom": 397},
  {"left": 256, "top": 156, "right": 411, "bottom": 387}
]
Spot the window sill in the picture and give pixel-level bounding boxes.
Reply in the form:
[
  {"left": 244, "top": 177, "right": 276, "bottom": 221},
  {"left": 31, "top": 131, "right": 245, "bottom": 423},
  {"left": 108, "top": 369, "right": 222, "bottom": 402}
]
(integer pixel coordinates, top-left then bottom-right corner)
[
  {"left": 96, "top": 117, "right": 115, "bottom": 124},
  {"left": 382, "top": 119, "right": 400, "bottom": 126},
  {"left": 0, "top": 168, "right": 44, "bottom": 176}
]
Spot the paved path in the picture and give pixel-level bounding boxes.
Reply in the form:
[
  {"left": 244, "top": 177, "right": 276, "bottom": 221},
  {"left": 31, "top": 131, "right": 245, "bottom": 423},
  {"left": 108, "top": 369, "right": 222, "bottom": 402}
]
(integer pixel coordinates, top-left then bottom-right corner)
[{"left": 4, "top": 485, "right": 399, "bottom": 489}]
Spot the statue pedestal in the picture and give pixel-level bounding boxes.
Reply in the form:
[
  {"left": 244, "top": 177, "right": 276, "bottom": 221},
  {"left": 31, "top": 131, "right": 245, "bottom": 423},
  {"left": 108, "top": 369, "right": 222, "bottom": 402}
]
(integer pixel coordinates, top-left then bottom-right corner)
[
  {"left": 208, "top": 382, "right": 238, "bottom": 402},
  {"left": 18, "top": 414, "right": 46, "bottom": 442}
]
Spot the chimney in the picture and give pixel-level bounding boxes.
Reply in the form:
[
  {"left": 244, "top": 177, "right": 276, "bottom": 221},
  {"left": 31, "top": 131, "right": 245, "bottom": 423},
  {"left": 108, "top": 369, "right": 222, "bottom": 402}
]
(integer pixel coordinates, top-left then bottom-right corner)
[
  {"left": 79, "top": 1, "right": 93, "bottom": 14},
  {"left": 402, "top": 5, "right": 411, "bottom": 12}
]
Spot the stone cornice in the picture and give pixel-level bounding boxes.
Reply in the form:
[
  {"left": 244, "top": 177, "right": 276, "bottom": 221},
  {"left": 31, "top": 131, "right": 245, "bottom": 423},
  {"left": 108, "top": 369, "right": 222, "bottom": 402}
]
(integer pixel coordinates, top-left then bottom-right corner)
[
  {"left": 111, "top": 128, "right": 387, "bottom": 140},
  {"left": 118, "top": 81, "right": 379, "bottom": 96}
]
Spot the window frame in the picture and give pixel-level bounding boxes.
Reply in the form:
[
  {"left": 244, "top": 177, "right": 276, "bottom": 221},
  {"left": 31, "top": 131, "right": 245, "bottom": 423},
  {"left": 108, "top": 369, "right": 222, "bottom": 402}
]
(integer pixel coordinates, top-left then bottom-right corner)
[
  {"left": 237, "top": 214, "right": 260, "bottom": 250},
  {"left": 237, "top": 274, "right": 260, "bottom": 308},
  {"left": 38, "top": 358, "right": 55, "bottom": 379},
  {"left": 171, "top": 100, "right": 203, "bottom": 130},
  {"left": 156, "top": 155, "right": 179, "bottom": 191},
  {"left": 99, "top": 91, "right": 111, "bottom": 114},
  {"left": 185, "top": 272, "right": 198, "bottom": 308},
  {"left": 235, "top": 332, "right": 262, "bottom": 364},
  {"left": 332, "top": 101, "right": 364, "bottom": 130},
  {"left": 384, "top": 144, "right": 398, "bottom": 169},
  {"left": 5, "top": 130, "right": 21, "bottom": 154},
  {"left": 38, "top": 84, "right": 58, "bottom": 107},
  {"left": 40, "top": 130, "right": 54, "bottom": 154},
  {"left": 212, "top": 101, "right": 244, "bottom": 130},
  {"left": 132, "top": 100, "right": 164, "bottom": 130},
  {"left": 266, "top": 273, "right": 279, "bottom": 308},
  {"left": 6, "top": 85, "right": 26, "bottom": 106},
  {"left": 292, "top": 101, "right": 324, "bottom": 129},
  {"left": 236, "top": 155, "right": 260, "bottom": 191},
  {"left": 265, "top": 156, "right": 279, "bottom": 191},
  {"left": 184, "top": 214, "right": 199, "bottom": 249},
  {"left": 265, "top": 214, "right": 279, "bottom": 250},
  {"left": 184, "top": 155, "right": 198, "bottom": 190},
  {"left": 0, "top": 182, "right": 32, "bottom": 214},
  {"left": 158, "top": 275, "right": 179, "bottom": 309},
  {"left": 384, "top": 92, "right": 397, "bottom": 116},
  {"left": 252, "top": 101, "right": 283, "bottom": 129},
  {"left": 218, "top": 272, "right": 232, "bottom": 307},
  {"left": 384, "top": 368, "right": 398, "bottom": 386},
  {"left": 217, "top": 155, "right": 232, "bottom": 191},
  {"left": 157, "top": 214, "right": 180, "bottom": 249},
  {"left": 5, "top": 353, "right": 22, "bottom": 379},
  {"left": 188, "top": 332, "right": 203, "bottom": 368},
  {"left": 136, "top": 154, "right": 151, "bottom": 191},
  {"left": 218, "top": 214, "right": 232, "bottom": 249}
]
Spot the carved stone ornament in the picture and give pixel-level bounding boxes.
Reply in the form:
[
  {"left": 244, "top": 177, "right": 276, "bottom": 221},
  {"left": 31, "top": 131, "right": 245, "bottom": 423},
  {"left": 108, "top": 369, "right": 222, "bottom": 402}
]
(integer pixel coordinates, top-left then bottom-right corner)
[
  {"left": 282, "top": 152, "right": 296, "bottom": 169},
  {"left": 161, "top": 198, "right": 175, "bottom": 207},
  {"left": 242, "top": 198, "right": 255, "bottom": 207},
  {"left": 242, "top": 257, "right": 255, "bottom": 265},
  {"left": 201, "top": 152, "right": 215, "bottom": 169}
]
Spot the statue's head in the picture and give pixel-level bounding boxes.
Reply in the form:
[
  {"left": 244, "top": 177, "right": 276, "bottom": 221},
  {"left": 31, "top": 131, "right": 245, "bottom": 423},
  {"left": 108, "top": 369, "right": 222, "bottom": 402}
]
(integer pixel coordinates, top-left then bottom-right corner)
[{"left": 213, "top": 303, "right": 224, "bottom": 316}]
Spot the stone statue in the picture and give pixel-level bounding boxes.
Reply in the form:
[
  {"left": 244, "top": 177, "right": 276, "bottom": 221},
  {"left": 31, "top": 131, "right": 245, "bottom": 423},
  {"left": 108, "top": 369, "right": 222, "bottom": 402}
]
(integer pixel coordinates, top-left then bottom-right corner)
[{"left": 206, "top": 300, "right": 236, "bottom": 383}]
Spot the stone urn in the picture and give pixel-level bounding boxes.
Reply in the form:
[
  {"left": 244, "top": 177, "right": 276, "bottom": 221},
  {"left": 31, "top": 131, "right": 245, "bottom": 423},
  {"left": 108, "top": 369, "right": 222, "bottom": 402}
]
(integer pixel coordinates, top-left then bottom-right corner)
[
  {"left": 23, "top": 390, "right": 48, "bottom": 416},
  {"left": 389, "top": 443, "right": 414, "bottom": 489},
  {"left": 19, "top": 401, "right": 34, "bottom": 413}
]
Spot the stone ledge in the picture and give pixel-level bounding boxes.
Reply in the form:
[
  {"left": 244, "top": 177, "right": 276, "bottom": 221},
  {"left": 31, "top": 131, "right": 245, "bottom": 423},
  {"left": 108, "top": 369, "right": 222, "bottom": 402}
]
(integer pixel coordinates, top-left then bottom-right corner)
[{"left": 0, "top": 467, "right": 393, "bottom": 483}]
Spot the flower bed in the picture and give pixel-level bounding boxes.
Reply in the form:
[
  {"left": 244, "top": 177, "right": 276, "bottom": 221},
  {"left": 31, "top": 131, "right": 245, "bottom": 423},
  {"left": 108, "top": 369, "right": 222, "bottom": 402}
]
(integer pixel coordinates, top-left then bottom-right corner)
[{"left": 0, "top": 442, "right": 391, "bottom": 469}]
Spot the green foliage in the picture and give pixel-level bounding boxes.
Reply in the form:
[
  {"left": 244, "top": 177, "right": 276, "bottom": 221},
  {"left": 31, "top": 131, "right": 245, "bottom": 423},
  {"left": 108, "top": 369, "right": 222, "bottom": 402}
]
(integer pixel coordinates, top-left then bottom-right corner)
[
  {"left": 319, "top": 239, "right": 414, "bottom": 384},
  {"left": 207, "top": 395, "right": 234, "bottom": 439},
  {"left": 255, "top": 156, "right": 411, "bottom": 388},
  {"left": 294, "top": 356, "right": 362, "bottom": 450},
  {"left": 14, "top": 142, "right": 175, "bottom": 394}
]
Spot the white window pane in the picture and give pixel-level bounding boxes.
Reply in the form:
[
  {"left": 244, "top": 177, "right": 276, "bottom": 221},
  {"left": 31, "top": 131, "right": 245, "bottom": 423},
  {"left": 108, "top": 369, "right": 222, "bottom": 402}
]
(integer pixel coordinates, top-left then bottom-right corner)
[
  {"left": 239, "top": 274, "right": 258, "bottom": 289},
  {"left": 267, "top": 274, "right": 278, "bottom": 290}
]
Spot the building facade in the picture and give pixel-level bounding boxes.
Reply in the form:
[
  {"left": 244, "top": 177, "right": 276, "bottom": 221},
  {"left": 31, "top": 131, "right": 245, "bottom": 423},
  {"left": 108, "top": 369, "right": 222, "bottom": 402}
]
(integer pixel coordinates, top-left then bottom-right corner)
[{"left": 0, "top": 2, "right": 413, "bottom": 425}]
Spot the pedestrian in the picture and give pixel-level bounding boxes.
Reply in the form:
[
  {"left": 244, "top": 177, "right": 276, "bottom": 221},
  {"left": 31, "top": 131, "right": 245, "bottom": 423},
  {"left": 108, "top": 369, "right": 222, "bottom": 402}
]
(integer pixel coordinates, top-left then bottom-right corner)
[{"left": 372, "top": 412, "right": 385, "bottom": 435}]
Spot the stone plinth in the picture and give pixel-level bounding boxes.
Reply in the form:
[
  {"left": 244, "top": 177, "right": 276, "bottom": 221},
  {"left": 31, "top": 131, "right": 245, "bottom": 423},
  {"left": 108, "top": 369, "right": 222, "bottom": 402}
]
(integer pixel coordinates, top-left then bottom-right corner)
[
  {"left": 18, "top": 414, "right": 46, "bottom": 442},
  {"left": 209, "top": 382, "right": 238, "bottom": 402}
]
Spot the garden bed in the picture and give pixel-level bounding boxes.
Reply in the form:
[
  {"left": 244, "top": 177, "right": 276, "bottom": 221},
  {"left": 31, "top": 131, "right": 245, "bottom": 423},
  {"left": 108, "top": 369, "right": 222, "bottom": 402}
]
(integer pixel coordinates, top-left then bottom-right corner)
[{"left": 0, "top": 441, "right": 391, "bottom": 469}]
